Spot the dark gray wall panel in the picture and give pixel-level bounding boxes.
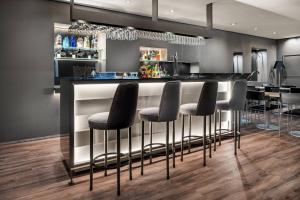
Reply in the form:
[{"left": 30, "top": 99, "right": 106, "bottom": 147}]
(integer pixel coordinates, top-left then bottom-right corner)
[{"left": 0, "top": 0, "right": 69, "bottom": 142}]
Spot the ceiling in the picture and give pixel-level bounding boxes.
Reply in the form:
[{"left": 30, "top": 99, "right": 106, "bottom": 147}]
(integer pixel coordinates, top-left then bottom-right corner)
[{"left": 62, "top": 0, "right": 300, "bottom": 39}]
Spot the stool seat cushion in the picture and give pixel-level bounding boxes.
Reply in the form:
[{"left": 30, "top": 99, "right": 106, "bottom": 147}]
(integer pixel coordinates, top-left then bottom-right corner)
[
  {"left": 88, "top": 112, "right": 109, "bottom": 130},
  {"left": 216, "top": 100, "right": 230, "bottom": 110},
  {"left": 139, "top": 107, "right": 160, "bottom": 122},
  {"left": 179, "top": 103, "right": 198, "bottom": 115}
]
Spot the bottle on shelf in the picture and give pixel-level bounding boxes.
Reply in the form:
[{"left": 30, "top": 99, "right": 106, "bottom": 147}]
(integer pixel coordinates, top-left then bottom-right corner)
[
  {"left": 70, "top": 35, "right": 77, "bottom": 48},
  {"left": 91, "top": 35, "right": 98, "bottom": 49},
  {"left": 55, "top": 34, "right": 62, "bottom": 48},
  {"left": 83, "top": 36, "right": 90, "bottom": 48},
  {"left": 77, "top": 36, "right": 84, "bottom": 48},
  {"left": 62, "top": 36, "right": 70, "bottom": 48}
]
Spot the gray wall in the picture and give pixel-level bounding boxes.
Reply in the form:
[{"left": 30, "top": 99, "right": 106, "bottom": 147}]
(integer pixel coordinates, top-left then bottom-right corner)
[
  {"left": 107, "top": 29, "right": 277, "bottom": 74},
  {"left": 0, "top": 0, "right": 277, "bottom": 142},
  {"left": 277, "top": 38, "right": 300, "bottom": 86}
]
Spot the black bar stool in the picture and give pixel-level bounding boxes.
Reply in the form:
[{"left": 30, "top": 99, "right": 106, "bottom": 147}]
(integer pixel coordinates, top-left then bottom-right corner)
[
  {"left": 88, "top": 82, "right": 139, "bottom": 196},
  {"left": 139, "top": 81, "right": 181, "bottom": 179},
  {"left": 179, "top": 81, "right": 218, "bottom": 166},
  {"left": 216, "top": 80, "right": 247, "bottom": 155}
]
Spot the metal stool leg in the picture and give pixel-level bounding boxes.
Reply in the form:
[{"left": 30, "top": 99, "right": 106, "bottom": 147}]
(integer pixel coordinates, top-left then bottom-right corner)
[
  {"left": 149, "top": 122, "right": 153, "bottom": 164},
  {"left": 219, "top": 109, "right": 222, "bottom": 145},
  {"left": 128, "top": 127, "right": 132, "bottom": 180},
  {"left": 234, "top": 111, "right": 237, "bottom": 155},
  {"left": 214, "top": 112, "right": 217, "bottom": 151},
  {"left": 188, "top": 115, "right": 192, "bottom": 153},
  {"left": 181, "top": 115, "right": 185, "bottom": 162},
  {"left": 172, "top": 120, "right": 176, "bottom": 168},
  {"left": 238, "top": 111, "right": 241, "bottom": 149},
  {"left": 141, "top": 121, "right": 144, "bottom": 175},
  {"left": 68, "top": 170, "right": 74, "bottom": 186},
  {"left": 89, "top": 128, "right": 93, "bottom": 191},
  {"left": 203, "top": 116, "right": 207, "bottom": 166},
  {"left": 166, "top": 122, "right": 170, "bottom": 179},
  {"left": 209, "top": 115, "right": 212, "bottom": 158},
  {"left": 116, "top": 129, "right": 121, "bottom": 196},
  {"left": 104, "top": 130, "right": 108, "bottom": 177}
]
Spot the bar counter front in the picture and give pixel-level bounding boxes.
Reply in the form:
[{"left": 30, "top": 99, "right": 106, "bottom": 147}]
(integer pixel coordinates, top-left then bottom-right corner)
[{"left": 60, "top": 77, "right": 242, "bottom": 175}]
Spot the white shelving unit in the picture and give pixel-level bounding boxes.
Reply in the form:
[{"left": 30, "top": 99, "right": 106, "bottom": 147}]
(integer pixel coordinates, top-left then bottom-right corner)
[{"left": 70, "top": 81, "right": 231, "bottom": 166}]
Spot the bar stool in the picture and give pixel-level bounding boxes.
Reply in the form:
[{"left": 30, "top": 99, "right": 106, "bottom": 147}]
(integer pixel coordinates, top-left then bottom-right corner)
[
  {"left": 179, "top": 81, "right": 218, "bottom": 166},
  {"left": 139, "top": 81, "right": 181, "bottom": 179},
  {"left": 88, "top": 82, "right": 139, "bottom": 196},
  {"left": 246, "top": 90, "right": 266, "bottom": 123},
  {"left": 280, "top": 92, "right": 300, "bottom": 137},
  {"left": 216, "top": 80, "right": 247, "bottom": 155}
]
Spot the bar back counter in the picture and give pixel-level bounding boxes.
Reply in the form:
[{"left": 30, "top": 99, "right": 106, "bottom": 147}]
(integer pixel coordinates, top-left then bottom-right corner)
[{"left": 60, "top": 76, "right": 246, "bottom": 174}]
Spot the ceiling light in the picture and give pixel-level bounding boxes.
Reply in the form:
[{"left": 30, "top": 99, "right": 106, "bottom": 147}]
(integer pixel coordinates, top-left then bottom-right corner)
[
  {"left": 125, "top": 0, "right": 131, "bottom": 4},
  {"left": 254, "top": 27, "right": 258, "bottom": 31},
  {"left": 273, "top": 31, "right": 276, "bottom": 34},
  {"left": 230, "top": 22, "right": 237, "bottom": 26},
  {"left": 169, "top": 9, "right": 175, "bottom": 13}
]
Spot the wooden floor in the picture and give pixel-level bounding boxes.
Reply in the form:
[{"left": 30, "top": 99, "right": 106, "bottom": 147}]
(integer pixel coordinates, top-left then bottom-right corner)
[{"left": 1, "top": 124, "right": 300, "bottom": 200}]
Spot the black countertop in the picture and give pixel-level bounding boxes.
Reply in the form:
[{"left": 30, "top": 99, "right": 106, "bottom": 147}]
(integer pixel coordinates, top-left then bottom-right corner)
[{"left": 61, "top": 73, "right": 250, "bottom": 84}]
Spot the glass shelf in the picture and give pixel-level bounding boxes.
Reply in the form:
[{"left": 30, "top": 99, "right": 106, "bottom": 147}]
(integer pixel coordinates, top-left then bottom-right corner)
[
  {"left": 54, "top": 57, "right": 99, "bottom": 62},
  {"left": 54, "top": 47, "right": 98, "bottom": 51},
  {"left": 139, "top": 60, "right": 190, "bottom": 63}
]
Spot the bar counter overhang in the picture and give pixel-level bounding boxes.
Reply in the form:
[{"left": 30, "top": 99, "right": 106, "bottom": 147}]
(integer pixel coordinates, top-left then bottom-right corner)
[{"left": 60, "top": 74, "right": 247, "bottom": 173}]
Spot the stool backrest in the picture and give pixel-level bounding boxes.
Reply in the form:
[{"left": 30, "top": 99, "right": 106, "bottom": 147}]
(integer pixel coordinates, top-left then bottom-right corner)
[
  {"left": 159, "top": 81, "right": 181, "bottom": 122},
  {"left": 196, "top": 81, "right": 218, "bottom": 116},
  {"left": 108, "top": 82, "right": 139, "bottom": 129},
  {"left": 229, "top": 80, "right": 247, "bottom": 110},
  {"left": 281, "top": 93, "right": 300, "bottom": 105}
]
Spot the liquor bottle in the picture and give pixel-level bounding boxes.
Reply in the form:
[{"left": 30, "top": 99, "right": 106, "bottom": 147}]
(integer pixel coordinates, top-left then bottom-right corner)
[
  {"left": 84, "top": 36, "right": 90, "bottom": 48},
  {"left": 70, "top": 35, "right": 77, "bottom": 48},
  {"left": 91, "top": 35, "right": 98, "bottom": 49},
  {"left": 62, "top": 36, "right": 70, "bottom": 48},
  {"left": 55, "top": 34, "right": 62, "bottom": 48},
  {"left": 77, "top": 36, "right": 84, "bottom": 48}
]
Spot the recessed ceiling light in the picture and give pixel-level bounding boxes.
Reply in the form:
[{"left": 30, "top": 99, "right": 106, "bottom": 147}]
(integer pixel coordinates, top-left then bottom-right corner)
[
  {"left": 254, "top": 27, "right": 258, "bottom": 31},
  {"left": 231, "top": 22, "right": 237, "bottom": 26},
  {"left": 170, "top": 9, "right": 175, "bottom": 13},
  {"left": 273, "top": 31, "right": 276, "bottom": 34},
  {"left": 125, "top": 0, "right": 131, "bottom": 4}
]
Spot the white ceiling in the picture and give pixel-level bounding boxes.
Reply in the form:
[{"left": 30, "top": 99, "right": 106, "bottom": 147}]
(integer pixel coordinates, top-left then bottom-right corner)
[{"left": 63, "top": 0, "right": 300, "bottom": 39}]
